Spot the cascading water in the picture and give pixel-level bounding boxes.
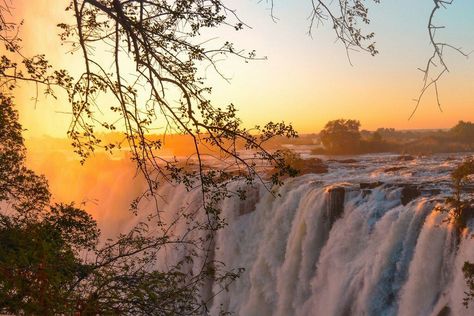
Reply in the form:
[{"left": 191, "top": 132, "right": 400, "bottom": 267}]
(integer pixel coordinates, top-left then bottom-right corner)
[
  {"left": 204, "top": 176, "right": 474, "bottom": 316},
  {"left": 29, "top": 149, "right": 474, "bottom": 315},
  {"left": 176, "top": 153, "right": 472, "bottom": 316}
]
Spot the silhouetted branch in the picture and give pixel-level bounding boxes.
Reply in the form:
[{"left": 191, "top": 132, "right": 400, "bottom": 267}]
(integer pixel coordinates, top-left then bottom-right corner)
[{"left": 410, "top": 0, "right": 470, "bottom": 119}]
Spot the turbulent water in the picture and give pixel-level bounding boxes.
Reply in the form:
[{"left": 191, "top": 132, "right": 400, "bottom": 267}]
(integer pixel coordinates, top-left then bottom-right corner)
[
  {"left": 150, "top": 153, "right": 474, "bottom": 316},
  {"left": 37, "top": 151, "right": 473, "bottom": 315}
]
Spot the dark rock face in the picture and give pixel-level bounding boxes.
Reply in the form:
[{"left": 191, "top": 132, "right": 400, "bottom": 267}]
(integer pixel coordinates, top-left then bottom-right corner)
[
  {"left": 384, "top": 166, "right": 407, "bottom": 172},
  {"left": 361, "top": 189, "right": 372, "bottom": 198},
  {"left": 462, "top": 184, "right": 474, "bottom": 193},
  {"left": 396, "top": 155, "right": 415, "bottom": 161},
  {"left": 421, "top": 188, "right": 442, "bottom": 196},
  {"left": 326, "top": 187, "right": 346, "bottom": 226},
  {"left": 328, "top": 159, "right": 358, "bottom": 164},
  {"left": 400, "top": 185, "right": 421, "bottom": 205},
  {"left": 360, "top": 182, "right": 384, "bottom": 189},
  {"left": 436, "top": 305, "right": 451, "bottom": 316},
  {"left": 300, "top": 158, "right": 328, "bottom": 174}
]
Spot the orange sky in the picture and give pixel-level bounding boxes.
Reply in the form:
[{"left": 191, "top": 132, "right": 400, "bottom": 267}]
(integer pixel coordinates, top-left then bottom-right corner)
[{"left": 9, "top": 0, "right": 474, "bottom": 138}]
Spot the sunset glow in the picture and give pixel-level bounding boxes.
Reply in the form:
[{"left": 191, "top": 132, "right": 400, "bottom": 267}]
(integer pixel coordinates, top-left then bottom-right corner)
[{"left": 13, "top": 0, "right": 474, "bottom": 139}]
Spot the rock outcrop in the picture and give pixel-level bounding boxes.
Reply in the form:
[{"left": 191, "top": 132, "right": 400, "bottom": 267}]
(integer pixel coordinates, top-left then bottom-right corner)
[
  {"left": 400, "top": 185, "right": 421, "bottom": 205},
  {"left": 326, "top": 187, "right": 346, "bottom": 227}
]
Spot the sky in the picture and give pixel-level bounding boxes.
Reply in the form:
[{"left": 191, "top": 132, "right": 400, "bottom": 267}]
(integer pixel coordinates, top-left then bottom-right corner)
[{"left": 10, "top": 0, "right": 474, "bottom": 137}]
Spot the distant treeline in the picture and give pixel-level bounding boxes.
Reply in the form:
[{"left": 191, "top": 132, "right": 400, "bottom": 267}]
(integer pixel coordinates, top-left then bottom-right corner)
[
  {"left": 27, "top": 120, "right": 474, "bottom": 156},
  {"left": 312, "top": 119, "right": 474, "bottom": 155}
]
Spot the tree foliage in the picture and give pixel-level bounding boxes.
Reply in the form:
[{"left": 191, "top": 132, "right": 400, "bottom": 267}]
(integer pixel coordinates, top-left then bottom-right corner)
[
  {"left": 0, "top": 94, "right": 50, "bottom": 215},
  {"left": 319, "top": 119, "right": 361, "bottom": 154},
  {"left": 438, "top": 158, "right": 474, "bottom": 231},
  {"left": 0, "top": 92, "right": 88, "bottom": 313},
  {"left": 435, "top": 158, "right": 474, "bottom": 308},
  {"left": 0, "top": 92, "right": 245, "bottom": 314},
  {"left": 0, "top": 204, "right": 98, "bottom": 314},
  {"left": 57, "top": 0, "right": 297, "bottom": 200},
  {"left": 451, "top": 121, "right": 474, "bottom": 144},
  {"left": 305, "top": 0, "right": 380, "bottom": 57},
  {"left": 452, "top": 159, "right": 474, "bottom": 308}
]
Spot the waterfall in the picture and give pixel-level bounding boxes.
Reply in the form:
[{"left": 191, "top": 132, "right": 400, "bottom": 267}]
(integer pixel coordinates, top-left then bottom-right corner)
[
  {"left": 191, "top": 175, "right": 474, "bottom": 316},
  {"left": 28, "top": 148, "right": 474, "bottom": 315}
]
